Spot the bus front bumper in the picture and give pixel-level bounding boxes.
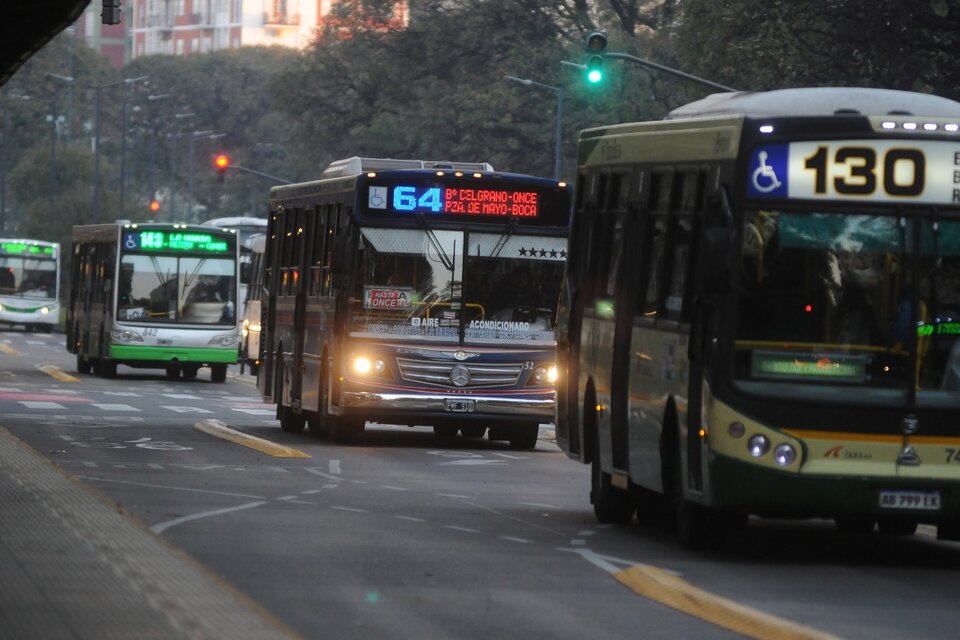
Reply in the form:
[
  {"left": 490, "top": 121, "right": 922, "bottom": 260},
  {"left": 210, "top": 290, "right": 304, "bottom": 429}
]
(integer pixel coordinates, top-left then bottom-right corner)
[
  {"left": 709, "top": 454, "right": 960, "bottom": 524},
  {"left": 342, "top": 391, "right": 554, "bottom": 419}
]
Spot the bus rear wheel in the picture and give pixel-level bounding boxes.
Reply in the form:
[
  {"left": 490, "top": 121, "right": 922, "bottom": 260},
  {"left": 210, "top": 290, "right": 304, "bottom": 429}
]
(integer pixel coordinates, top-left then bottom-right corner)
[
  {"left": 181, "top": 365, "right": 199, "bottom": 380},
  {"left": 278, "top": 406, "right": 305, "bottom": 433},
  {"left": 210, "top": 363, "right": 227, "bottom": 383},
  {"left": 166, "top": 365, "right": 181, "bottom": 380},
  {"left": 586, "top": 398, "right": 633, "bottom": 524}
]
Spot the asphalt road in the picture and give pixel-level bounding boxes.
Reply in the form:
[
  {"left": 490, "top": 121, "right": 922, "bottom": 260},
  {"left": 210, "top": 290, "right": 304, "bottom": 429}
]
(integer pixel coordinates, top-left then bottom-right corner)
[{"left": 2, "top": 328, "right": 960, "bottom": 640}]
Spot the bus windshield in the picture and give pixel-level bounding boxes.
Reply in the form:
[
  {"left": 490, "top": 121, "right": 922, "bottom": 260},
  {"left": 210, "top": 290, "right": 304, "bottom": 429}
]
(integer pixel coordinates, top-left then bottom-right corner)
[
  {"left": 735, "top": 210, "right": 960, "bottom": 405},
  {"left": 350, "top": 227, "right": 564, "bottom": 344},
  {"left": 0, "top": 257, "right": 56, "bottom": 299},
  {"left": 118, "top": 254, "right": 237, "bottom": 325}
]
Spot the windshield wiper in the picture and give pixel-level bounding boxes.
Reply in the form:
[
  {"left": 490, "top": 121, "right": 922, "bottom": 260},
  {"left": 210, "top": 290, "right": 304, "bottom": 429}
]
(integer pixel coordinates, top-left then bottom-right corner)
[{"left": 412, "top": 212, "right": 454, "bottom": 271}]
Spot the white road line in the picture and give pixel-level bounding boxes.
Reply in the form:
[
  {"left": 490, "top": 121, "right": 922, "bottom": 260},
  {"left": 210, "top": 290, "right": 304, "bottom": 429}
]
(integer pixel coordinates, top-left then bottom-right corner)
[
  {"left": 92, "top": 403, "right": 140, "bottom": 412},
  {"left": 329, "top": 459, "right": 341, "bottom": 474},
  {"left": 76, "top": 475, "right": 267, "bottom": 499},
  {"left": 151, "top": 501, "right": 268, "bottom": 534},
  {"left": 331, "top": 505, "right": 367, "bottom": 513},
  {"left": 499, "top": 536, "right": 533, "bottom": 544},
  {"left": 301, "top": 489, "right": 324, "bottom": 495},
  {"left": 103, "top": 391, "right": 142, "bottom": 397},
  {"left": 444, "top": 525, "right": 480, "bottom": 534},
  {"left": 163, "top": 393, "right": 202, "bottom": 399},
  {"left": 276, "top": 495, "right": 299, "bottom": 501},
  {"left": 518, "top": 502, "right": 561, "bottom": 510},
  {"left": 304, "top": 468, "right": 340, "bottom": 481},
  {"left": 578, "top": 530, "right": 596, "bottom": 536},
  {"left": 436, "top": 492, "right": 473, "bottom": 500},
  {"left": 20, "top": 401, "right": 64, "bottom": 409},
  {"left": 394, "top": 515, "right": 425, "bottom": 522},
  {"left": 230, "top": 408, "right": 275, "bottom": 415},
  {"left": 380, "top": 485, "right": 408, "bottom": 491},
  {"left": 163, "top": 406, "right": 213, "bottom": 414}
]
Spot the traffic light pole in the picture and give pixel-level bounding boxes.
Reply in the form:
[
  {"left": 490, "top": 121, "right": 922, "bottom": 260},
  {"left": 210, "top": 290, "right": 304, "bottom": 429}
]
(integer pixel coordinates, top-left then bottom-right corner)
[{"left": 603, "top": 52, "right": 737, "bottom": 93}]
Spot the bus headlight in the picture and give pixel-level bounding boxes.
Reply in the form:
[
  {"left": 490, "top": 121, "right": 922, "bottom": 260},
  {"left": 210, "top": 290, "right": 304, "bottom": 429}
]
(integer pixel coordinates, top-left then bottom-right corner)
[
  {"left": 532, "top": 365, "right": 558, "bottom": 385},
  {"left": 351, "top": 355, "right": 388, "bottom": 376},
  {"left": 111, "top": 329, "right": 143, "bottom": 342},
  {"left": 208, "top": 334, "right": 240, "bottom": 346},
  {"left": 241, "top": 319, "right": 249, "bottom": 337},
  {"left": 747, "top": 434, "right": 770, "bottom": 457},
  {"left": 40, "top": 306, "right": 50, "bottom": 314},
  {"left": 773, "top": 444, "right": 797, "bottom": 466}
]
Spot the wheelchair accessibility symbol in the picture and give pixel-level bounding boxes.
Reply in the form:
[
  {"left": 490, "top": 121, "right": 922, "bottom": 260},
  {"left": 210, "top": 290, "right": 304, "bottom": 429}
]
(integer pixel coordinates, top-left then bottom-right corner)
[
  {"left": 368, "top": 186, "right": 387, "bottom": 209},
  {"left": 751, "top": 150, "right": 782, "bottom": 193}
]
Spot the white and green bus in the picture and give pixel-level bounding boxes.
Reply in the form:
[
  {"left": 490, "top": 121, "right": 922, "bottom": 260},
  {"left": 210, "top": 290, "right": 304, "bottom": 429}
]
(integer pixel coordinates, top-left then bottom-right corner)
[
  {"left": 558, "top": 87, "right": 960, "bottom": 548},
  {"left": 67, "top": 222, "right": 240, "bottom": 381},
  {"left": 0, "top": 238, "right": 60, "bottom": 332}
]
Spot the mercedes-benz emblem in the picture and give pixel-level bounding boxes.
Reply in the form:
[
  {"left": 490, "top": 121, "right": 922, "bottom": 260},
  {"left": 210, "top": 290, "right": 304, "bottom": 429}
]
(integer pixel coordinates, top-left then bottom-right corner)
[{"left": 450, "top": 364, "right": 471, "bottom": 387}]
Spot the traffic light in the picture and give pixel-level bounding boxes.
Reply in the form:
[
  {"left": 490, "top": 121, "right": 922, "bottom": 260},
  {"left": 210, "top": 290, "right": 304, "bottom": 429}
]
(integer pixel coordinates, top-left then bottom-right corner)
[
  {"left": 215, "top": 154, "right": 230, "bottom": 182},
  {"left": 149, "top": 199, "right": 161, "bottom": 213},
  {"left": 584, "top": 30, "right": 608, "bottom": 84}
]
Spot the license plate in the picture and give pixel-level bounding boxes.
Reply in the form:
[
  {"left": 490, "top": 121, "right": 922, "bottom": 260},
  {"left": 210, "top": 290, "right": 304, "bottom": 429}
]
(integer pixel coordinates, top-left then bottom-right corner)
[
  {"left": 444, "top": 399, "right": 475, "bottom": 413},
  {"left": 879, "top": 490, "right": 941, "bottom": 510}
]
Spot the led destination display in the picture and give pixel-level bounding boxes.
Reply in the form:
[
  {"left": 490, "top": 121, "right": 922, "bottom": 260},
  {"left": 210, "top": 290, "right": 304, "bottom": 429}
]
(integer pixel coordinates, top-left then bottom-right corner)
[
  {"left": 0, "top": 242, "right": 56, "bottom": 257},
  {"left": 122, "top": 231, "right": 231, "bottom": 254},
  {"left": 368, "top": 184, "right": 540, "bottom": 217}
]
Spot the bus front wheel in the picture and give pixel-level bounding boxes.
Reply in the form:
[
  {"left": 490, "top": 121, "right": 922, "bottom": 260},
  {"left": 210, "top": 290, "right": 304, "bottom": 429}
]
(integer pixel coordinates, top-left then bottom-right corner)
[
  {"left": 166, "top": 365, "right": 181, "bottom": 380},
  {"left": 76, "top": 354, "right": 92, "bottom": 375},
  {"left": 210, "top": 363, "right": 227, "bottom": 383},
  {"left": 508, "top": 423, "right": 539, "bottom": 450},
  {"left": 585, "top": 393, "right": 633, "bottom": 524}
]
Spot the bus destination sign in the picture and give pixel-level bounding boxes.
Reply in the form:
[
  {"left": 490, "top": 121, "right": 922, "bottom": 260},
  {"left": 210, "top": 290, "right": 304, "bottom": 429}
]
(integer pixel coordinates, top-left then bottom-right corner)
[
  {"left": 0, "top": 242, "right": 56, "bottom": 258},
  {"left": 368, "top": 184, "right": 540, "bottom": 217},
  {"left": 122, "top": 231, "right": 230, "bottom": 254},
  {"left": 746, "top": 139, "right": 960, "bottom": 204}
]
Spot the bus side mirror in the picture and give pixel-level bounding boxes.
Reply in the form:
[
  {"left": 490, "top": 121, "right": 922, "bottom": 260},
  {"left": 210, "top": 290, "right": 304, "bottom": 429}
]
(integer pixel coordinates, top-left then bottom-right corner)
[{"left": 698, "top": 227, "right": 733, "bottom": 294}]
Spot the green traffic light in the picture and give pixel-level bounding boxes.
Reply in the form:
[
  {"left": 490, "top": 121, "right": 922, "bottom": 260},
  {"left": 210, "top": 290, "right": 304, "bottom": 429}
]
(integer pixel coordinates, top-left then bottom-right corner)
[{"left": 587, "top": 69, "right": 603, "bottom": 83}]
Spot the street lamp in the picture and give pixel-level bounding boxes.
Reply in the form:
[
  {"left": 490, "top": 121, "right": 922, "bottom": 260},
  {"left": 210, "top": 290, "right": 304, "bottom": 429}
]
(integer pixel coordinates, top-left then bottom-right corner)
[
  {"left": 46, "top": 73, "right": 149, "bottom": 222},
  {"left": 504, "top": 75, "right": 564, "bottom": 180},
  {"left": 120, "top": 93, "right": 168, "bottom": 215}
]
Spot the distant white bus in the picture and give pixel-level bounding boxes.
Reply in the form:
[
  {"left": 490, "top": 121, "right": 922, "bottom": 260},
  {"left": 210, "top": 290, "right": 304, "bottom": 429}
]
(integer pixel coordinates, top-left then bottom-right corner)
[
  {"left": 201, "top": 217, "right": 267, "bottom": 316},
  {"left": 240, "top": 233, "right": 265, "bottom": 374},
  {"left": 0, "top": 238, "right": 60, "bottom": 332}
]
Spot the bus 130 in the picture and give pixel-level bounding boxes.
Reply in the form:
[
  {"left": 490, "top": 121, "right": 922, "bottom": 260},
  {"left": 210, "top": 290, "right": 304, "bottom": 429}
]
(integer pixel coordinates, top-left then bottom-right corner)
[
  {"left": 258, "top": 157, "right": 571, "bottom": 448},
  {"left": 0, "top": 238, "right": 60, "bottom": 332},
  {"left": 67, "top": 222, "right": 241, "bottom": 381},
  {"left": 558, "top": 87, "right": 960, "bottom": 548}
]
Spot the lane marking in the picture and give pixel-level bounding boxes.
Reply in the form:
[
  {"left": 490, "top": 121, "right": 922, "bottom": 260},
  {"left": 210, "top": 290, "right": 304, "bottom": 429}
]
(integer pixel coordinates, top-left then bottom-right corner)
[
  {"left": 92, "top": 403, "right": 140, "bottom": 412},
  {"left": 151, "top": 500, "right": 268, "bottom": 534},
  {"left": 165, "top": 405, "right": 213, "bottom": 414},
  {"left": 77, "top": 475, "right": 267, "bottom": 499},
  {"left": 380, "top": 485, "right": 408, "bottom": 491},
  {"left": 304, "top": 468, "right": 340, "bottom": 481},
  {"left": 37, "top": 364, "right": 80, "bottom": 382},
  {"left": 518, "top": 501, "right": 561, "bottom": 510},
  {"left": 193, "top": 419, "right": 311, "bottom": 459},
  {"left": 613, "top": 565, "right": 840, "bottom": 640},
  {"left": 329, "top": 459, "right": 341, "bottom": 474},
  {"left": 0, "top": 343, "right": 19, "bottom": 355},
  {"left": 394, "top": 515, "right": 425, "bottom": 523},
  {"left": 331, "top": 505, "right": 367, "bottom": 513},
  {"left": 436, "top": 492, "right": 473, "bottom": 500},
  {"left": 20, "top": 401, "right": 64, "bottom": 409},
  {"left": 499, "top": 536, "right": 533, "bottom": 544},
  {"left": 444, "top": 525, "right": 480, "bottom": 534}
]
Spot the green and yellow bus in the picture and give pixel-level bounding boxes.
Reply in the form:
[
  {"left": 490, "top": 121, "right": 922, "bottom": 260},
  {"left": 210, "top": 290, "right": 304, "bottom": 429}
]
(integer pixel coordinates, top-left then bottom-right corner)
[{"left": 557, "top": 87, "right": 960, "bottom": 548}]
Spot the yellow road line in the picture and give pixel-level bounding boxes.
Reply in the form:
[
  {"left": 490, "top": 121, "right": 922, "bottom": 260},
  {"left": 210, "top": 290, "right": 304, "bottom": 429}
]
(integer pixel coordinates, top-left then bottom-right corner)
[
  {"left": 0, "top": 343, "right": 19, "bottom": 355},
  {"left": 614, "top": 565, "right": 840, "bottom": 640},
  {"left": 194, "top": 419, "right": 310, "bottom": 459},
  {"left": 37, "top": 364, "right": 80, "bottom": 382}
]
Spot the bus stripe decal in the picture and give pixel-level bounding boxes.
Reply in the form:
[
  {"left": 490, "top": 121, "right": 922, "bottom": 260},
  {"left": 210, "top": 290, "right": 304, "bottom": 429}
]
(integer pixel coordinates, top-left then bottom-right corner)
[
  {"left": 614, "top": 565, "right": 840, "bottom": 640},
  {"left": 784, "top": 429, "right": 960, "bottom": 445}
]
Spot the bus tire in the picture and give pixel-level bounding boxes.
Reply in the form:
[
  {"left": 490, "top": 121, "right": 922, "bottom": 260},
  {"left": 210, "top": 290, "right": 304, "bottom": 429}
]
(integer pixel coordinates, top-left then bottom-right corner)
[
  {"left": 182, "top": 365, "right": 199, "bottom": 380},
  {"left": 76, "top": 353, "right": 92, "bottom": 375},
  {"left": 279, "top": 406, "right": 305, "bottom": 433},
  {"left": 97, "top": 331, "right": 117, "bottom": 378},
  {"left": 210, "top": 363, "right": 227, "bottom": 383},
  {"left": 585, "top": 387, "right": 633, "bottom": 524},
  {"left": 166, "top": 365, "right": 181, "bottom": 380},
  {"left": 664, "top": 425, "right": 719, "bottom": 550},
  {"left": 433, "top": 425, "right": 458, "bottom": 444},
  {"left": 508, "top": 423, "right": 539, "bottom": 450}
]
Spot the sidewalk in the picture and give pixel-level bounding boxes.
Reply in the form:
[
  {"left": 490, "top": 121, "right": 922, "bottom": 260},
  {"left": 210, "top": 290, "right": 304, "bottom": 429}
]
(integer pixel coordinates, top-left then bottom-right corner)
[{"left": 0, "top": 426, "right": 298, "bottom": 640}]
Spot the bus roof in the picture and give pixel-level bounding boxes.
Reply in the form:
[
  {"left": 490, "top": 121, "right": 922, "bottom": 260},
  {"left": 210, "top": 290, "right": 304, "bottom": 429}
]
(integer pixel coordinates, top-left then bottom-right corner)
[
  {"left": 667, "top": 87, "right": 960, "bottom": 119},
  {"left": 243, "top": 233, "right": 266, "bottom": 253},
  {"left": 200, "top": 217, "right": 267, "bottom": 230},
  {"left": 320, "top": 156, "right": 495, "bottom": 179}
]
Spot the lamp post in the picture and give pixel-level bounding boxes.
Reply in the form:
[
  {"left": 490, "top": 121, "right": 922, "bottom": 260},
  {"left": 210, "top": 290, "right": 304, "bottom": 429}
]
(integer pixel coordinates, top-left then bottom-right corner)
[
  {"left": 504, "top": 75, "right": 564, "bottom": 180},
  {"left": 46, "top": 73, "right": 149, "bottom": 222},
  {"left": 120, "top": 93, "right": 168, "bottom": 215},
  {"left": 187, "top": 131, "right": 225, "bottom": 222}
]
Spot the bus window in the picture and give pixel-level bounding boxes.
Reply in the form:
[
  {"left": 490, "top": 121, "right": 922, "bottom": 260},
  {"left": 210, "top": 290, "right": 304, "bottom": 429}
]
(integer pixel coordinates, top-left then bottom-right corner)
[{"left": 640, "top": 216, "right": 667, "bottom": 317}]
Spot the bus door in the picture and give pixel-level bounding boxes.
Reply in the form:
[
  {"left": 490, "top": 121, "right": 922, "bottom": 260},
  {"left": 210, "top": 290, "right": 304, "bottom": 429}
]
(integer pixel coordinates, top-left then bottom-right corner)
[
  {"left": 258, "top": 211, "right": 282, "bottom": 401},
  {"left": 290, "top": 207, "right": 309, "bottom": 412}
]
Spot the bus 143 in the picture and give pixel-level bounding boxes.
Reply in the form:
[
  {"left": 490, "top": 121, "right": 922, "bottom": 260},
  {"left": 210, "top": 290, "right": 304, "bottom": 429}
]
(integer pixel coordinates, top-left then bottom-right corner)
[
  {"left": 67, "top": 222, "right": 241, "bottom": 381},
  {"left": 558, "top": 87, "right": 960, "bottom": 548},
  {"left": 0, "top": 238, "right": 60, "bottom": 332},
  {"left": 258, "top": 157, "right": 571, "bottom": 448}
]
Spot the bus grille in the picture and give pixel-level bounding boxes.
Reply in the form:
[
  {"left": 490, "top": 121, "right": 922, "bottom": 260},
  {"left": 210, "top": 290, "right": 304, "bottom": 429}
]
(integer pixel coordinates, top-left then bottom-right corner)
[{"left": 396, "top": 358, "right": 524, "bottom": 389}]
